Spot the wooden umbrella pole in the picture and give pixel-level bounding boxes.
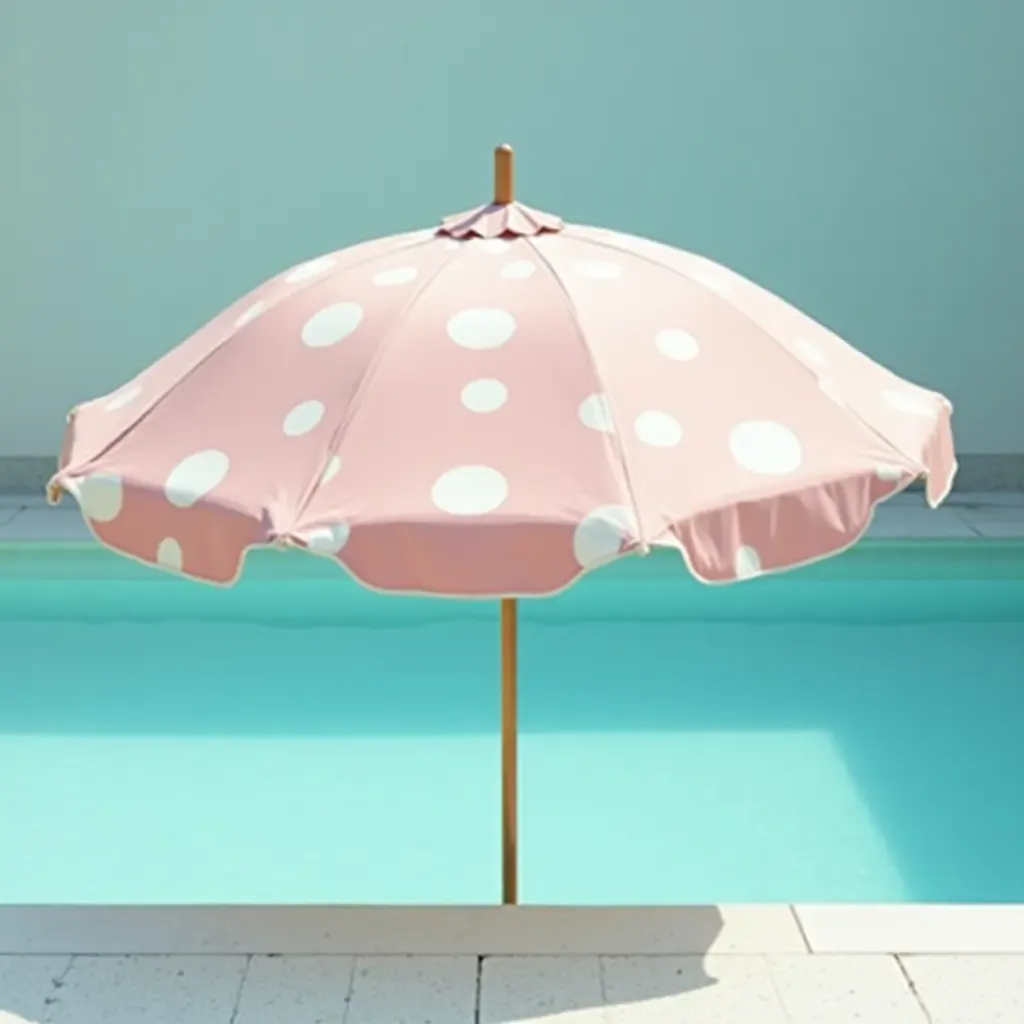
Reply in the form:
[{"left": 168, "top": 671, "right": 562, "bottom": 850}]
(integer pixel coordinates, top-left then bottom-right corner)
[
  {"left": 494, "top": 144, "right": 514, "bottom": 205},
  {"left": 500, "top": 597, "right": 518, "bottom": 905},
  {"left": 496, "top": 145, "right": 518, "bottom": 906}
]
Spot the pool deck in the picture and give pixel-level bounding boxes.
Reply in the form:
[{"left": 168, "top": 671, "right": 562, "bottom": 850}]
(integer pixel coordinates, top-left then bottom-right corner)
[
  {"left": 2, "top": 491, "right": 1024, "bottom": 1022},
  {"left": 3, "top": 905, "right": 1024, "bottom": 1022}
]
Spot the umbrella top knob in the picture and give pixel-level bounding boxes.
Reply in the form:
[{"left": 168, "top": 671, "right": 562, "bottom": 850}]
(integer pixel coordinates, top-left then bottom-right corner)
[{"left": 494, "top": 145, "right": 514, "bottom": 205}]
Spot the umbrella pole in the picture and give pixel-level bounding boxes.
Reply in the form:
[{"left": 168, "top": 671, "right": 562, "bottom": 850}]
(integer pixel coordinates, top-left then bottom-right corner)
[{"left": 500, "top": 597, "right": 518, "bottom": 905}]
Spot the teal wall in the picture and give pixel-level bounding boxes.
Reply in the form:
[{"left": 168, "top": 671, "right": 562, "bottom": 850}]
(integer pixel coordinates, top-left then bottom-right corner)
[{"left": 2, "top": 0, "right": 1022, "bottom": 454}]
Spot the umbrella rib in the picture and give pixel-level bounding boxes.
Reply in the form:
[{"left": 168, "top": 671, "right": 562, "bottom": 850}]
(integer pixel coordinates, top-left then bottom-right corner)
[
  {"left": 289, "top": 244, "right": 465, "bottom": 530},
  {"left": 523, "top": 235, "right": 648, "bottom": 554}
]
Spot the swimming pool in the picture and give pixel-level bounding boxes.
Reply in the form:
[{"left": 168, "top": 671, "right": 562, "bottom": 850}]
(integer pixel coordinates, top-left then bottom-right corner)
[{"left": 2, "top": 539, "right": 1024, "bottom": 905}]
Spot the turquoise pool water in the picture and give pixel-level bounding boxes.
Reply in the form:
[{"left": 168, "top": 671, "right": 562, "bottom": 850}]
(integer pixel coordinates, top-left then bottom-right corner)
[{"left": 2, "top": 540, "right": 1024, "bottom": 906}]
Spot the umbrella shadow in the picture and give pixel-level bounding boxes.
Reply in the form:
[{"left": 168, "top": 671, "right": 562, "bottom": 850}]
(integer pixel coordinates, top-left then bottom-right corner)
[{"left": 479, "top": 906, "right": 722, "bottom": 1022}]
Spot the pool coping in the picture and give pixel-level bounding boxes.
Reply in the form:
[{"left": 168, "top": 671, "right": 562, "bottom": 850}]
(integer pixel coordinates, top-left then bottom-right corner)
[{"left": 2, "top": 905, "right": 1024, "bottom": 956}]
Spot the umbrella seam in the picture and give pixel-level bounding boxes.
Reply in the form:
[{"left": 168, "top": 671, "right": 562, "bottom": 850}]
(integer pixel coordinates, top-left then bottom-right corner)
[{"left": 523, "top": 235, "right": 649, "bottom": 554}]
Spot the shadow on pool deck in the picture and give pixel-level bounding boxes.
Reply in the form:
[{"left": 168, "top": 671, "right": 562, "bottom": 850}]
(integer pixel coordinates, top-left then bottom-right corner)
[{"left": 0, "top": 930, "right": 733, "bottom": 1023}]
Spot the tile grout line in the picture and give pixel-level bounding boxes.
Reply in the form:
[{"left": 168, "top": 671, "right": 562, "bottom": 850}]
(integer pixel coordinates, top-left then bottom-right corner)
[
  {"left": 787, "top": 905, "right": 813, "bottom": 953},
  {"left": 949, "top": 509, "right": 985, "bottom": 536},
  {"left": 226, "top": 953, "right": 252, "bottom": 1024},
  {"left": 41, "top": 954, "right": 77, "bottom": 1024},
  {"left": 340, "top": 954, "right": 357, "bottom": 1024},
  {"left": 894, "top": 953, "right": 934, "bottom": 1023},
  {"left": 473, "top": 955, "right": 483, "bottom": 1024}
]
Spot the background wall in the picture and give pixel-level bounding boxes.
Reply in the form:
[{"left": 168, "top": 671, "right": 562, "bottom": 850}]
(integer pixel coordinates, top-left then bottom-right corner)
[{"left": 2, "top": 0, "right": 1022, "bottom": 458}]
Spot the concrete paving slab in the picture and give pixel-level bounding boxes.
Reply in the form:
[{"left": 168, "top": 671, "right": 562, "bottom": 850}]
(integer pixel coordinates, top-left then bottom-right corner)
[
  {"left": 41, "top": 955, "right": 247, "bottom": 1024},
  {"left": 794, "top": 904, "right": 1024, "bottom": 954},
  {"left": 234, "top": 956, "right": 354, "bottom": 1024},
  {"left": 901, "top": 954, "right": 1024, "bottom": 1024},
  {"left": 0, "top": 955, "right": 72, "bottom": 1023}
]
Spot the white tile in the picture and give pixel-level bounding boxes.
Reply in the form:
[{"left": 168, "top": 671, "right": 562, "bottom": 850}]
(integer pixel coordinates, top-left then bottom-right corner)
[
  {"left": 795, "top": 904, "right": 1024, "bottom": 953},
  {"left": 601, "top": 955, "right": 787, "bottom": 1023},
  {"left": 902, "top": 955, "right": 1024, "bottom": 1024},
  {"left": 966, "top": 519, "right": 1024, "bottom": 538},
  {"left": 953, "top": 508, "right": 1024, "bottom": 538},
  {"left": 867, "top": 507, "right": 978, "bottom": 537},
  {"left": 481, "top": 957, "right": 604, "bottom": 1023},
  {"left": 0, "top": 906, "right": 806, "bottom": 956},
  {"left": 345, "top": 956, "right": 476, "bottom": 1024},
  {"left": 767, "top": 953, "right": 926, "bottom": 1023},
  {"left": 44, "top": 955, "right": 247, "bottom": 1024},
  {"left": 0, "top": 955, "right": 72, "bottom": 1022},
  {"left": 234, "top": 956, "right": 354, "bottom": 1024},
  {"left": 0, "top": 508, "right": 92, "bottom": 541}
]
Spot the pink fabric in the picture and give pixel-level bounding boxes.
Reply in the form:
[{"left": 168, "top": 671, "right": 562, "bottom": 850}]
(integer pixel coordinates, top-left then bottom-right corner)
[
  {"left": 52, "top": 205, "right": 957, "bottom": 595},
  {"left": 440, "top": 200, "right": 564, "bottom": 239}
]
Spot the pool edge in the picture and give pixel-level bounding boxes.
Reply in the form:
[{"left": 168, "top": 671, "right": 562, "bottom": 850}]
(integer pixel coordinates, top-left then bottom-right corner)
[{"left": 2, "top": 905, "right": 1023, "bottom": 955}]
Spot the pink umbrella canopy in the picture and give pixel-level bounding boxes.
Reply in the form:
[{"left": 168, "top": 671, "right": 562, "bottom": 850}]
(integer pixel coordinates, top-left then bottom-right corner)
[
  {"left": 50, "top": 145, "right": 957, "bottom": 905},
  {"left": 50, "top": 156, "right": 956, "bottom": 593}
]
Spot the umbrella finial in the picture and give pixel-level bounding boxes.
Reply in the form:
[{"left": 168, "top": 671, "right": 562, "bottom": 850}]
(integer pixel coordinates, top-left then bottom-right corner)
[{"left": 494, "top": 144, "right": 514, "bottom": 205}]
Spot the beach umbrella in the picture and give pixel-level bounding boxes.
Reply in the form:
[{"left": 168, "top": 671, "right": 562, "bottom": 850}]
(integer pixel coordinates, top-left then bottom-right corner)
[{"left": 49, "top": 145, "right": 957, "bottom": 904}]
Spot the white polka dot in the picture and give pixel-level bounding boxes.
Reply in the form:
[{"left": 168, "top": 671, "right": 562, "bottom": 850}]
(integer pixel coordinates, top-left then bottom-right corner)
[
  {"left": 431, "top": 466, "right": 509, "bottom": 516},
  {"left": 634, "top": 410, "right": 683, "bottom": 447},
  {"left": 574, "top": 260, "right": 623, "bottom": 280},
  {"left": 301, "top": 522, "right": 350, "bottom": 554},
  {"left": 478, "top": 239, "right": 511, "bottom": 254},
  {"left": 321, "top": 455, "right": 341, "bottom": 484},
  {"left": 501, "top": 260, "right": 537, "bottom": 280},
  {"left": 301, "top": 303, "right": 364, "bottom": 348},
  {"left": 446, "top": 309, "right": 517, "bottom": 350},
  {"left": 729, "top": 421, "right": 803, "bottom": 475},
  {"left": 881, "top": 389, "right": 937, "bottom": 419},
  {"left": 104, "top": 385, "right": 141, "bottom": 412},
  {"left": 285, "top": 256, "right": 336, "bottom": 284},
  {"left": 372, "top": 266, "right": 418, "bottom": 286},
  {"left": 156, "top": 537, "right": 183, "bottom": 572},
  {"left": 579, "top": 393, "right": 615, "bottom": 433},
  {"left": 573, "top": 505, "right": 637, "bottom": 569},
  {"left": 283, "top": 400, "right": 326, "bottom": 437},
  {"left": 794, "top": 336, "right": 826, "bottom": 364},
  {"left": 460, "top": 378, "right": 508, "bottom": 413},
  {"left": 875, "top": 464, "right": 905, "bottom": 481},
  {"left": 234, "top": 300, "right": 266, "bottom": 328},
  {"left": 734, "top": 545, "right": 762, "bottom": 579},
  {"left": 75, "top": 474, "right": 124, "bottom": 522},
  {"left": 165, "top": 450, "right": 231, "bottom": 508},
  {"left": 654, "top": 330, "right": 700, "bottom": 361}
]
